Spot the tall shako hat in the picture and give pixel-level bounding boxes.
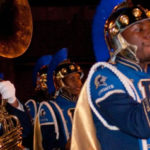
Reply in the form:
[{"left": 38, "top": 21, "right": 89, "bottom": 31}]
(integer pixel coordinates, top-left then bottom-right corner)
[
  {"left": 54, "top": 59, "right": 84, "bottom": 80},
  {"left": 32, "top": 55, "right": 52, "bottom": 90},
  {"left": 92, "top": 0, "right": 123, "bottom": 62},
  {"left": 104, "top": 0, "right": 150, "bottom": 63}
]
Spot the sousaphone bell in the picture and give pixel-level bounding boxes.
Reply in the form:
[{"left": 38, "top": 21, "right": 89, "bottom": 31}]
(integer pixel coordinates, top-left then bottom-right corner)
[{"left": 0, "top": 0, "right": 33, "bottom": 58}]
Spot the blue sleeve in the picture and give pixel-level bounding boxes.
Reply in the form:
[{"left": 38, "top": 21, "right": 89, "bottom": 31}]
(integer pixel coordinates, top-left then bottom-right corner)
[
  {"left": 89, "top": 63, "right": 150, "bottom": 138},
  {"left": 96, "top": 93, "right": 150, "bottom": 138}
]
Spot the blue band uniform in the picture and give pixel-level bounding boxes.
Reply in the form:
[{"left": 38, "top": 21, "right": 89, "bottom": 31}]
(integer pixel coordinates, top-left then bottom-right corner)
[
  {"left": 87, "top": 57, "right": 150, "bottom": 150},
  {"left": 38, "top": 95, "right": 76, "bottom": 149}
]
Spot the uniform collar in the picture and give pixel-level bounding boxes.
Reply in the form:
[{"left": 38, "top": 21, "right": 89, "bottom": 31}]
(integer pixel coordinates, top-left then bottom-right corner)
[
  {"left": 116, "top": 56, "right": 143, "bottom": 72},
  {"left": 56, "top": 94, "right": 77, "bottom": 103}
]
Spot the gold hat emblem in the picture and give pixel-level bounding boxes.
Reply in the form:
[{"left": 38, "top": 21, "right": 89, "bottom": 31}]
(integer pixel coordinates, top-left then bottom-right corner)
[
  {"left": 132, "top": 8, "right": 142, "bottom": 18},
  {"left": 77, "top": 65, "right": 81, "bottom": 71},
  {"left": 69, "top": 65, "right": 75, "bottom": 71},
  {"left": 119, "top": 15, "right": 129, "bottom": 25},
  {"left": 61, "top": 68, "right": 67, "bottom": 74},
  {"left": 110, "top": 27, "right": 119, "bottom": 36},
  {"left": 108, "top": 21, "right": 119, "bottom": 36},
  {"left": 146, "top": 10, "right": 150, "bottom": 18}
]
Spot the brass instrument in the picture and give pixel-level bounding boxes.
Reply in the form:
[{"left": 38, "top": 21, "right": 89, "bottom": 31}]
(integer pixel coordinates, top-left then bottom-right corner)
[
  {"left": 0, "top": 0, "right": 33, "bottom": 149},
  {"left": 0, "top": 0, "right": 33, "bottom": 58},
  {"left": 0, "top": 100, "right": 23, "bottom": 150}
]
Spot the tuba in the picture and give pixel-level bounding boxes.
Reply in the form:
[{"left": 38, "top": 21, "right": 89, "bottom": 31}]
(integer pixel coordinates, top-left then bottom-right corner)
[
  {"left": 0, "top": 0, "right": 33, "bottom": 149},
  {"left": 0, "top": 100, "right": 23, "bottom": 150},
  {"left": 0, "top": 0, "right": 33, "bottom": 58}
]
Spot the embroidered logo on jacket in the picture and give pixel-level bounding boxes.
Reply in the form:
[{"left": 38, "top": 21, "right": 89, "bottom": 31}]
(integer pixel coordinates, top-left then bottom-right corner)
[{"left": 95, "top": 75, "right": 107, "bottom": 89}]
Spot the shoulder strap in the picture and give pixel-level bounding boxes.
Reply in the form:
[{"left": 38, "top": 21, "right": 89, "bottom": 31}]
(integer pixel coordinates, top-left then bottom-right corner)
[
  {"left": 25, "top": 99, "right": 38, "bottom": 123},
  {"left": 50, "top": 101, "right": 70, "bottom": 141},
  {"left": 38, "top": 101, "right": 59, "bottom": 139}
]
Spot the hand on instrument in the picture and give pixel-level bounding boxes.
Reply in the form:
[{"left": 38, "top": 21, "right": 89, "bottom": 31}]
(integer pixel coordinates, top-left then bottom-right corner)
[{"left": 0, "top": 80, "right": 17, "bottom": 104}]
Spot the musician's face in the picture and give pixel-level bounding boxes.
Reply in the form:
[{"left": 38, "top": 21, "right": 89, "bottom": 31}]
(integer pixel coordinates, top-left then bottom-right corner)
[
  {"left": 122, "top": 19, "right": 150, "bottom": 63},
  {"left": 63, "top": 72, "right": 82, "bottom": 97}
]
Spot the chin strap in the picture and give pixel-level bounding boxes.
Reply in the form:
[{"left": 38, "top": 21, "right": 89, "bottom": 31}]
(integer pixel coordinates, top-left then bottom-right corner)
[{"left": 110, "top": 33, "right": 138, "bottom": 63}]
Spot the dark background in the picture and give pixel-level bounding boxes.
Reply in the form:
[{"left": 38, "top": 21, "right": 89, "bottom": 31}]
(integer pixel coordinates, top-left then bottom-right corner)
[{"left": 0, "top": 0, "right": 100, "bottom": 103}]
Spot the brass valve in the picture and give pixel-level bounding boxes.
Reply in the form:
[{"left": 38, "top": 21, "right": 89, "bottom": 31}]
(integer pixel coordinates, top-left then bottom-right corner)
[{"left": 0, "top": 100, "right": 23, "bottom": 150}]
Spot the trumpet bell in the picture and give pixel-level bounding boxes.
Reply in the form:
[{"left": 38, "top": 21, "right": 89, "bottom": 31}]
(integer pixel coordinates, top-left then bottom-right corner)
[{"left": 0, "top": 0, "right": 33, "bottom": 58}]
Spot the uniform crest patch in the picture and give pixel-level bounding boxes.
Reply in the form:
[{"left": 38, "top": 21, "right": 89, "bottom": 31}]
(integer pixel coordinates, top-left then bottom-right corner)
[
  {"left": 94, "top": 75, "right": 107, "bottom": 89},
  {"left": 40, "top": 108, "right": 46, "bottom": 117}
]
